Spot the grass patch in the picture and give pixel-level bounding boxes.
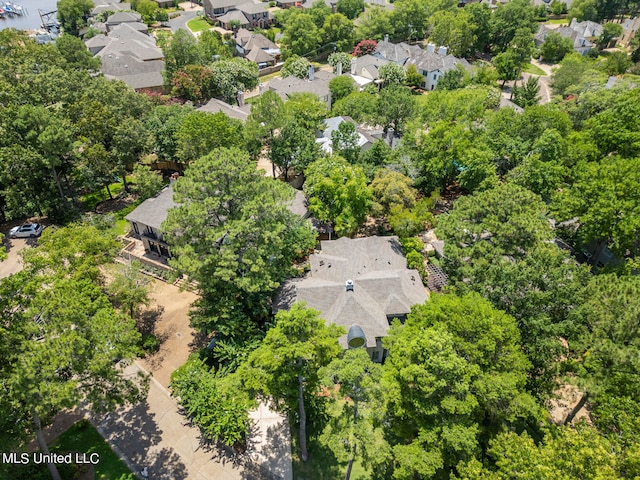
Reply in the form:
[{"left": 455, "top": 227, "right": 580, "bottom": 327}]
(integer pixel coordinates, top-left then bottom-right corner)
[
  {"left": 523, "top": 62, "right": 547, "bottom": 75},
  {"left": 50, "top": 419, "right": 136, "bottom": 480},
  {"left": 258, "top": 70, "right": 283, "bottom": 81},
  {"left": 414, "top": 92, "right": 432, "bottom": 106},
  {"left": 187, "top": 17, "right": 212, "bottom": 32},
  {"left": 113, "top": 218, "right": 130, "bottom": 236},
  {"left": 545, "top": 18, "right": 568, "bottom": 25},
  {"left": 81, "top": 176, "right": 134, "bottom": 211}
]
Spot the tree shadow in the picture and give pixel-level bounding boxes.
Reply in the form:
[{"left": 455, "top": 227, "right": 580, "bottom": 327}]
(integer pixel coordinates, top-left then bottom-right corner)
[
  {"left": 137, "top": 305, "right": 166, "bottom": 337},
  {"left": 243, "top": 418, "right": 292, "bottom": 480},
  {"left": 90, "top": 399, "right": 188, "bottom": 479}
]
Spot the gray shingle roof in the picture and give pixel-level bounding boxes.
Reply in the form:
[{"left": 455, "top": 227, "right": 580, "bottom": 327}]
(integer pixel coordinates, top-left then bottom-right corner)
[
  {"left": 275, "top": 236, "right": 429, "bottom": 348},
  {"left": 205, "top": 0, "right": 245, "bottom": 10},
  {"left": 106, "top": 11, "right": 142, "bottom": 23},
  {"left": 125, "top": 185, "right": 177, "bottom": 230},
  {"left": 101, "top": 55, "right": 164, "bottom": 89},
  {"left": 217, "top": 9, "right": 250, "bottom": 24},
  {"left": 198, "top": 98, "right": 251, "bottom": 121},
  {"left": 236, "top": 1, "right": 268, "bottom": 14},
  {"left": 246, "top": 46, "right": 276, "bottom": 63},
  {"left": 375, "top": 40, "right": 470, "bottom": 74},
  {"left": 269, "top": 70, "right": 335, "bottom": 100}
]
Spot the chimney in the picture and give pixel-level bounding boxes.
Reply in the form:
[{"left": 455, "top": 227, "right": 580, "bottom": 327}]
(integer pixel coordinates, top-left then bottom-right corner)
[
  {"left": 308, "top": 64, "right": 315, "bottom": 81},
  {"left": 437, "top": 46, "right": 447, "bottom": 56},
  {"left": 386, "top": 127, "right": 394, "bottom": 145},
  {"left": 336, "top": 60, "right": 342, "bottom": 76},
  {"left": 345, "top": 279, "right": 354, "bottom": 292},
  {"left": 237, "top": 91, "right": 245, "bottom": 107},
  {"left": 350, "top": 57, "right": 356, "bottom": 74},
  {"left": 384, "top": 33, "right": 389, "bottom": 43},
  {"left": 426, "top": 43, "right": 435, "bottom": 53},
  {"left": 259, "top": 83, "right": 265, "bottom": 94}
]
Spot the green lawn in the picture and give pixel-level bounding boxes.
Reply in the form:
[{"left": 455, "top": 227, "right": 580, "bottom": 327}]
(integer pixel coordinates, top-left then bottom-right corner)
[
  {"left": 523, "top": 63, "right": 547, "bottom": 75},
  {"left": 81, "top": 176, "right": 134, "bottom": 211},
  {"left": 546, "top": 18, "right": 569, "bottom": 25},
  {"left": 49, "top": 420, "right": 136, "bottom": 480},
  {"left": 187, "top": 17, "right": 212, "bottom": 33},
  {"left": 414, "top": 92, "right": 432, "bottom": 106}
]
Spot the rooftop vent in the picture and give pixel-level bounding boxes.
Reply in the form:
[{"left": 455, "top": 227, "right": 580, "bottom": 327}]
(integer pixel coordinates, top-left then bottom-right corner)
[{"left": 345, "top": 279, "right": 354, "bottom": 292}]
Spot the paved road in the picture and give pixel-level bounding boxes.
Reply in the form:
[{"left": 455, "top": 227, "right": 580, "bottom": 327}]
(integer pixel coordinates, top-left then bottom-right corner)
[{"left": 168, "top": 9, "right": 199, "bottom": 35}]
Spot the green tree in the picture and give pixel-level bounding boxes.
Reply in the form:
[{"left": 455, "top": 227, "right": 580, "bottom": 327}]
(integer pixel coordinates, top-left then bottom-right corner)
[
  {"left": 552, "top": 157, "right": 640, "bottom": 257},
  {"left": 209, "top": 58, "right": 259, "bottom": 103},
  {"left": 170, "top": 357, "right": 253, "bottom": 447},
  {"left": 329, "top": 75, "right": 356, "bottom": 104},
  {"left": 304, "top": 155, "right": 372, "bottom": 237},
  {"left": 175, "top": 111, "right": 244, "bottom": 164},
  {"left": 567, "top": 0, "right": 598, "bottom": 21},
  {"left": 382, "top": 292, "right": 542, "bottom": 479},
  {"left": 332, "top": 91, "right": 379, "bottom": 124},
  {"left": 437, "top": 184, "right": 590, "bottom": 395},
  {"left": 163, "top": 148, "right": 316, "bottom": 335},
  {"left": 490, "top": 0, "right": 537, "bottom": 53},
  {"left": 171, "top": 64, "right": 216, "bottom": 102},
  {"left": 376, "top": 85, "right": 416, "bottom": 134},
  {"left": 493, "top": 50, "right": 520, "bottom": 86},
  {"left": 319, "top": 349, "right": 389, "bottom": 480},
  {"left": 331, "top": 120, "right": 361, "bottom": 163},
  {"left": 512, "top": 75, "right": 540, "bottom": 107},
  {"left": 132, "top": 163, "right": 164, "bottom": 200},
  {"left": 308, "top": 0, "right": 332, "bottom": 27},
  {"left": 0, "top": 225, "right": 146, "bottom": 480},
  {"left": 437, "top": 64, "right": 471, "bottom": 90},
  {"left": 285, "top": 92, "right": 328, "bottom": 131},
  {"left": 389, "top": 0, "right": 432, "bottom": 40},
  {"left": 270, "top": 121, "right": 321, "bottom": 181},
  {"left": 603, "top": 50, "right": 631, "bottom": 75},
  {"left": 539, "top": 32, "right": 575, "bottom": 62},
  {"left": 355, "top": 6, "right": 392, "bottom": 41},
  {"left": 429, "top": 9, "right": 477, "bottom": 57},
  {"left": 107, "top": 260, "right": 151, "bottom": 319},
  {"left": 336, "top": 0, "right": 365, "bottom": 20},
  {"left": 244, "top": 90, "right": 288, "bottom": 171},
  {"left": 281, "top": 55, "right": 312, "bottom": 78},
  {"left": 466, "top": 3, "right": 493, "bottom": 54},
  {"left": 456, "top": 425, "right": 622, "bottom": 479},
  {"left": 145, "top": 104, "right": 192, "bottom": 162},
  {"left": 550, "top": 52, "right": 592, "bottom": 96},
  {"left": 321, "top": 13, "right": 355, "bottom": 52},
  {"left": 370, "top": 168, "right": 417, "bottom": 216},
  {"left": 282, "top": 12, "right": 322, "bottom": 57},
  {"left": 328, "top": 51, "right": 354, "bottom": 73},
  {"left": 404, "top": 63, "right": 424, "bottom": 88},
  {"left": 54, "top": 34, "right": 101, "bottom": 70},
  {"left": 57, "top": 0, "right": 94, "bottom": 35},
  {"left": 162, "top": 29, "right": 203, "bottom": 86},
  {"left": 239, "top": 304, "right": 344, "bottom": 462},
  {"left": 550, "top": 0, "right": 567, "bottom": 15},
  {"left": 600, "top": 22, "right": 625, "bottom": 45},
  {"left": 379, "top": 62, "right": 406, "bottom": 86}
]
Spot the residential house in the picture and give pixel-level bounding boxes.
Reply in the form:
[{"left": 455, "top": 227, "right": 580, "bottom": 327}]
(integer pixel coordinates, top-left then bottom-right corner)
[
  {"left": 269, "top": 67, "right": 336, "bottom": 109},
  {"left": 85, "top": 23, "right": 165, "bottom": 90},
  {"left": 91, "top": 1, "right": 131, "bottom": 16},
  {"left": 300, "top": 0, "right": 337, "bottom": 10},
  {"left": 203, "top": 0, "right": 243, "bottom": 17},
  {"left": 235, "top": 28, "right": 280, "bottom": 67},
  {"left": 349, "top": 54, "right": 390, "bottom": 88},
  {"left": 316, "top": 116, "right": 376, "bottom": 154},
  {"left": 125, "top": 185, "right": 177, "bottom": 258},
  {"left": 198, "top": 98, "right": 252, "bottom": 121},
  {"left": 620, "top": 16, "right": 640, "bottom": 47},
  {"left": 534, "top": 19, "right": 604, "bottom": 56},
  {"left": 274, "top": 236, "right": 429, "bottom": 362},
  {"left": 374, "top": 39, "right": 471, "bottom": 90}
]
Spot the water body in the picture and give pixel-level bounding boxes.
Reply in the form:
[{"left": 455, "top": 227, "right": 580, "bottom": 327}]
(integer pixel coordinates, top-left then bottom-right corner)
[{"left": 0, "top": 0, "right": 59, "bottom": 32}]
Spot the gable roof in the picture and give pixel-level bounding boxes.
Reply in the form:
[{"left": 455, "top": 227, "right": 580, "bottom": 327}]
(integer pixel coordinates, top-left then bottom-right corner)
[
  {"left": 217, "top": 9, "right": 250, "bottom": 24},
  {"left": 125, "top": 185, "right": 177, "bottom": 230},
  {"left": 275, "top": 236, "right": 428, "bottom": 348},
  {"left": 204, "top": 0, "right": 245, "bottom": 10},
  {"left": 375, "top": 40, "right": 470, "bottom": 74},
  {"left": 198, "top": 98, "right": 251, "bottom": 121},
  {"left": 236, "top": 0, "right": 268, "bottom": 14},
  {"left": 269, "top": 70, "right": 335, "bottom": 100},
  {"left": 106, "top": 11, "right": 142, "bottom": 24},
  {"left": 246, "top": 46, "right": 276, "bottom": 63}
]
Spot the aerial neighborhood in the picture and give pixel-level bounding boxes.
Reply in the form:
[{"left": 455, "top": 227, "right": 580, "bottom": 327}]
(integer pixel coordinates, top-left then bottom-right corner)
[{"left": 1, "top": 0, "right": 640, "bottom": 477}]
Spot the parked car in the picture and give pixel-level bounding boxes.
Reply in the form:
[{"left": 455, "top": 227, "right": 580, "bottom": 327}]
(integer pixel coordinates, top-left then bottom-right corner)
[{"left": 9, "top": 223, "right": 43, "bottom": 238}]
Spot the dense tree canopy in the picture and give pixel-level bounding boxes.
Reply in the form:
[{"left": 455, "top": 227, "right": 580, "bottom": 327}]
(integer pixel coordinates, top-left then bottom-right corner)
[{"left": 163, "top": 148, "right": 316, "bottom": 336}]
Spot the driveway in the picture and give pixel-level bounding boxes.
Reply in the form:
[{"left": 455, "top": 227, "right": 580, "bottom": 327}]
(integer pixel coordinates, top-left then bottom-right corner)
[
  {"left": 0, "top": 237, "right": 30, "bottom": 279},
  {"left": 168, "top": 3, "right": 202, "bottom": 35}
]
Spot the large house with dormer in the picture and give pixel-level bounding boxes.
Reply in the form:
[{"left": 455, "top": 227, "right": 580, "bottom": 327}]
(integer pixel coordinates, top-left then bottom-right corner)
[{"left": 373, "top": 39, "right": 471, "bottom": 90}]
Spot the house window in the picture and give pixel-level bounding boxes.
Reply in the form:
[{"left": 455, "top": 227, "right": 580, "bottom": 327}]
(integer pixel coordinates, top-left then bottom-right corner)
[
  {"left": 433, "top": 74, "right": 437, "bottom": 80},
  {"left": 132, "top": 222, "right": 139, "bottom": 234},
  {"left": 371, "top": 350, "right": 380, "bottom": 361}
]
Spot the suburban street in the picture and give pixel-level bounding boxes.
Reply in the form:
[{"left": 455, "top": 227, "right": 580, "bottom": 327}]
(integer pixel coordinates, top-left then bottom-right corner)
[{"left": 168, "top": 2, "right": 201, "bottom": 35}]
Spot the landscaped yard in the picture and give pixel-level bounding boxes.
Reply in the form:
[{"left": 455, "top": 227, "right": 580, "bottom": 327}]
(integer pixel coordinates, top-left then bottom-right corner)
[
  {"left": 187, "top": 17, "right": 212, "bottom": 33},
  {"left": 523, "top": 63, "right": 547, "bottom": 75},
  {"left": 545, "top": 18, "right": 569, "bottom": 25},
  {"left": 50, "top": 419, "right": 136, "bottom": 480}
]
